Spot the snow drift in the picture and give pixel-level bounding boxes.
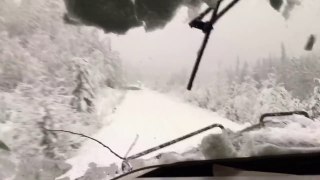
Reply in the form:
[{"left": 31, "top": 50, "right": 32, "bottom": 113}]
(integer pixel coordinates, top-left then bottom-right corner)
[{"left": 201, "top": 115, "right": 320, "bottom": 159}]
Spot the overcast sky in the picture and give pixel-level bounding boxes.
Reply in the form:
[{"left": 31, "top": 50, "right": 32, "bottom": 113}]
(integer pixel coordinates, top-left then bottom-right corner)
[{"left": 109, "top": 0, "right": 320, "bottom": 84}]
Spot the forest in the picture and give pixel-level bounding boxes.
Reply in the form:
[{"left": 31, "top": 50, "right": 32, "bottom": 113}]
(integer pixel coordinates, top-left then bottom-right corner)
[
  {"left": 0, "top": 0, "right": 124, "bottom": 161},
  {"left": 159, "top": 45, "right": 320, "bottom": 124}
]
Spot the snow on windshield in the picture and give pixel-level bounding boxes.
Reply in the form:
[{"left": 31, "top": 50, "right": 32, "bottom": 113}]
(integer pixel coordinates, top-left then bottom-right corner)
[
  {"left": 202, "top": 115, "right": 320, "bottom": 159},
  {"left": 0, "top": 0, "right": 320, "bottom": 179}
]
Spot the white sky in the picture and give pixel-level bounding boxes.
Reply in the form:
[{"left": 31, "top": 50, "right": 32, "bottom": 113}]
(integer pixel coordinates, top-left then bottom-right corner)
[{"left": 109, "top": 0, "right": 320, "bottom": 84}]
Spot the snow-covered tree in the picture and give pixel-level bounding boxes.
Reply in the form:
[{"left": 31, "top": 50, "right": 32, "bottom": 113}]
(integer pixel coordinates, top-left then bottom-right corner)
[
  {"left": 305, "top": 79, "right": 320, "bottom": 119},
  {"left": 0, "top": 0, "right": 124, "bottom": 159}
]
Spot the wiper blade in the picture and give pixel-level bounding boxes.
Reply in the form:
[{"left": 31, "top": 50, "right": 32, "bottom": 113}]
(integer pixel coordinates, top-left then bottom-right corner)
[
  {"left": 126, "top": 123, "right": 225, "bottom": 160},
  {"left": 187, "top": 0, "right": 242, "bottom": 90}
]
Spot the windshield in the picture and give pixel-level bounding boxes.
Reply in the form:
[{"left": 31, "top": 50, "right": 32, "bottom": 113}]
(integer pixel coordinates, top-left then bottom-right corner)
[{"left": 0, "top": 0, "right": 320, "bottom": 179}]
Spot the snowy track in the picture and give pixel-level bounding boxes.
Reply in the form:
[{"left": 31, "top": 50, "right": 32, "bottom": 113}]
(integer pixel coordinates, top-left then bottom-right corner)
[{"left": 64, "top": 89, "right": 243, "bottom": 179}]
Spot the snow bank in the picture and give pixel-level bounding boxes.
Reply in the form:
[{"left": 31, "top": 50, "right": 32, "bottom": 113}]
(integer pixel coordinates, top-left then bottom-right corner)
[
  {"left": 0, "top": 150, "right": 71, "bottom": 180},
  {"left": 201, "top": 115, "right": 320, "bottom": 159}
]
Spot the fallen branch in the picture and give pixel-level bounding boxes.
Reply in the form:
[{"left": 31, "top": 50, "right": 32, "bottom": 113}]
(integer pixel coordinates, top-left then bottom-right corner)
[{"left": 46, "top": 129, "right": 125, "bottom": 160}]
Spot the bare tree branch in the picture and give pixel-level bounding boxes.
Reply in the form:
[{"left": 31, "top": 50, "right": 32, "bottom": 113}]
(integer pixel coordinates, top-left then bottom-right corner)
[{"left": 46, "top": 129, "right": 125, "bottom": 160}]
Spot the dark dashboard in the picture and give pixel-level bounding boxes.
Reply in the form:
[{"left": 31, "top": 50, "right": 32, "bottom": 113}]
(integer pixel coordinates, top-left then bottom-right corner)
[{"left": 113, "top": 152, "right": 320, "bottom": 179}]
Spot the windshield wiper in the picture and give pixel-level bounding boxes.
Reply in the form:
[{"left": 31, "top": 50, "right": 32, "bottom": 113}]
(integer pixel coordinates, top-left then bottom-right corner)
[
  {"left": 187, "top": 0, "right": 242, "bottom": 90},
  {"left": 122, "top": 123, "right": 225, "bottom": 172}
]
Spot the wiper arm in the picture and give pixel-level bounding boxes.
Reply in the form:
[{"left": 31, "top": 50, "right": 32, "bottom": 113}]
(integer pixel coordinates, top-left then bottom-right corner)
[
  {"left": 126, "top": 123, "right": 225, "bottom": 161},
  {"left": 187, "top": 0, "right": 242, "bottom": 90}
]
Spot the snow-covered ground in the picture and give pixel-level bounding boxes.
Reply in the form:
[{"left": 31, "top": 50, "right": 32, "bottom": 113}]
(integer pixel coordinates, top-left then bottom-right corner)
[
  {"left": 62, "top": 88, "right": 244, "bottom": 179},
  {"left": 60, "top": 88, "right": 320, "bottom": 180}
]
